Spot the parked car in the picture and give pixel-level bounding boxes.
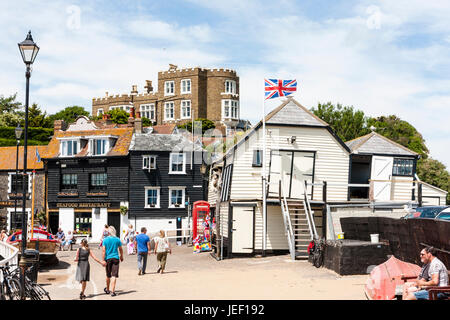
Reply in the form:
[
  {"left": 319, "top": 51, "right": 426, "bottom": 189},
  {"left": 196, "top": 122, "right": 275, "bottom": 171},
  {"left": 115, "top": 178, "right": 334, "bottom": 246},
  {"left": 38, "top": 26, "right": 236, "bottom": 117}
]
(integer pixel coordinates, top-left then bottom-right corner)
[
  {"left": 435, "top": 208, "right": 450, "bottom": 221},
  {"left": 403, "top": 206, "right": 449, "bottom": 219}
]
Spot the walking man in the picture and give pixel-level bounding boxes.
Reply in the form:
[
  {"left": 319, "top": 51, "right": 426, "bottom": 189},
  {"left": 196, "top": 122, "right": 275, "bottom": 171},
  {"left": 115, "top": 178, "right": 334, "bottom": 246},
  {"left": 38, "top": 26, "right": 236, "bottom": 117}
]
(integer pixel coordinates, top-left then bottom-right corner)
[
  {"left": 101, "top": 226, "right": 123, "bottom": 297},
  {"left": 134, "top": 227, "right": 151, "bottom": 275}
]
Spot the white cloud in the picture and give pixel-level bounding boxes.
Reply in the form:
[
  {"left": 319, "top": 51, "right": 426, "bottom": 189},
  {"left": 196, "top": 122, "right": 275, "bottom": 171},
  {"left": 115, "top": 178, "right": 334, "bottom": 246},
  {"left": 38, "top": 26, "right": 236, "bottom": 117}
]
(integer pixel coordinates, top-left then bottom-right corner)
[{"left": 0, "top": 0, "right": 449, "bottom": 168}]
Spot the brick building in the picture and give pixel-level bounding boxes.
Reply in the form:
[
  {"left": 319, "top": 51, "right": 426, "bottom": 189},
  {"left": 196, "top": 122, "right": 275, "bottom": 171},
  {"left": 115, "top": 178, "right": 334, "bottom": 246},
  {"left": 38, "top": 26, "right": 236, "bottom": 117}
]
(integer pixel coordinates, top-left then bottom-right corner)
[
  {"left": 0, "top": 146, "right": 47, "bottom": 231},
  {"left": 92, "top": 65, "right": 240, "bottom": 134}
]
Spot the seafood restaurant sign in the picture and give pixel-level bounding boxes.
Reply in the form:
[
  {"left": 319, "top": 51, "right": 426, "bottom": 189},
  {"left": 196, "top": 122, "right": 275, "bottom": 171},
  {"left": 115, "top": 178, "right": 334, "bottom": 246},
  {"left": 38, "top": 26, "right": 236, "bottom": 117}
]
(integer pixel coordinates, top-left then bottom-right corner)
[{"left": 55, "top": 202, "right": 112, "bottom": 208}]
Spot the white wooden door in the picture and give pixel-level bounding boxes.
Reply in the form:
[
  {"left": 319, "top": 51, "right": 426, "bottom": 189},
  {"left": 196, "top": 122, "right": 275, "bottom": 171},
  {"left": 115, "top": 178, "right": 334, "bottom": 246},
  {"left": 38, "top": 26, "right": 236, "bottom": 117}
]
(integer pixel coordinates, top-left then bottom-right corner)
[
  {"left": 231, "top": 207, "right": 254, "bottom": 253},
  {"left": 268, "top": 151, "right": 291, "bottom": 197},
  {"left": 290, "top": 152, "right": 315, "bottom": 199},
  {"left": 371, "top": 156, "right": 394, "bottom": 201}
]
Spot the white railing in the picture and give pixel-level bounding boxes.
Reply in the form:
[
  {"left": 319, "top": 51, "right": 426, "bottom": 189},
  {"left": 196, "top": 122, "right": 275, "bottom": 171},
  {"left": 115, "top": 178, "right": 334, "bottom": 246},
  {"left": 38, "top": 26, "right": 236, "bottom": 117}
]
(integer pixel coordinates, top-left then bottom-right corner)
[
  {"left": 0, "top": 241, "right": 19, "bottom": 268},
  {"left": 162, "top": 228, "right": 192, "bottom": 241},
  {"left": 303, "top": 180, "right": 319, "bottom": 240},
  {"left": 278, "top": 180, "right": 296, "bottom": 260}
]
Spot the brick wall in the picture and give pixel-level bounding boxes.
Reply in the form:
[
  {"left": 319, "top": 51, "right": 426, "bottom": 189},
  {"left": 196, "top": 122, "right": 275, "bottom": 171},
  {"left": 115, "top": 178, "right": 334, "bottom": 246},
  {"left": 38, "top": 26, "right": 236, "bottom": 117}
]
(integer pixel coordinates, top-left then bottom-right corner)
[{"left": 91, "top": 66, "right": 240, "bottom": 131}]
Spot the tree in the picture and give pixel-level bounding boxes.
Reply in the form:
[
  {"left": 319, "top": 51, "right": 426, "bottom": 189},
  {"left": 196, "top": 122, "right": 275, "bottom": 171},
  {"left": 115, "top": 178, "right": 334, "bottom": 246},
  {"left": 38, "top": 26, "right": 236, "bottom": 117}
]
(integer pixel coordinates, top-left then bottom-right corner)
[
  {"left": 0, "top": 93, "right": 22, "bottom": 113},
  {"left": 0, "top": 112, "right": 21, "bottom": 127},
  {"left": 310, "top": 102, "right": 369, "bottom": 142},
  {"left": 178, "top": 118, "right": 216, "bottom": 134},
  {"left": 26, "top": 103, "right": 53, "bottom": 128},
  {"left": 48, "top": 105, "right": 90, "bottom": 125},
  {"left": 107, "top": 109, "right": 129, "bottom": 124},
  {"left": 417, "top": 158, "right": 450, "bottom": 204}
]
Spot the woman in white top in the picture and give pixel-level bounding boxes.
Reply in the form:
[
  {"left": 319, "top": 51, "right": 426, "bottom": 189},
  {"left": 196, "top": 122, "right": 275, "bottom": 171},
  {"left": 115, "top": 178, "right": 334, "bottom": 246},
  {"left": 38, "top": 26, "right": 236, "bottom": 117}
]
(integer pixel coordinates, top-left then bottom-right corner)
[
  {"left": 153, "top": 230, "right": 171, "bottom": 274},
  {"left": 0, "top": 230, "right": 7, "bottom": 242},
  {"left": 125, "top": 224, "right": 135, "bottom": 243}
]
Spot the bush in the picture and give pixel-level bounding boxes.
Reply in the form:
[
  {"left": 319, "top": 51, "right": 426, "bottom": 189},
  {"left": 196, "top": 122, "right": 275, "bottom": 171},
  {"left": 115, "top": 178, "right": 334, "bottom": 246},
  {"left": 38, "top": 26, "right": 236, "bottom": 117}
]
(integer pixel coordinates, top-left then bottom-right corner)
[{"left": 0, "top": 127, "right": 53, "bottom": 144}]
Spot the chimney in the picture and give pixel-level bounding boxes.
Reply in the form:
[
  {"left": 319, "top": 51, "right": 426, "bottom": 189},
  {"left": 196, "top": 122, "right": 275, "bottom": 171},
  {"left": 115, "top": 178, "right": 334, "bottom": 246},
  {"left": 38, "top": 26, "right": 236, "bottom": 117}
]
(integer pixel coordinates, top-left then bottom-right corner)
[
  {"left": 134, "top": 117, "right": 142, "bottom": 134},
  {"left": 144, "top": 80, "right": 153, "bottom": 93},
  {"left": 53, "top": 120, "right": 66, "bottom": 133}
]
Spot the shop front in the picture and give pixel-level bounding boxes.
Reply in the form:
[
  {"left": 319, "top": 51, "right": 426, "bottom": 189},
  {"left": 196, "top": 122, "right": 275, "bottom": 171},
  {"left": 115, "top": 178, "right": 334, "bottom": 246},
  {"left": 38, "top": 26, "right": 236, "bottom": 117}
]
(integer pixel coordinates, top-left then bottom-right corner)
[{"left": 48, "top": 202, "right": 123, "bottom": 242}]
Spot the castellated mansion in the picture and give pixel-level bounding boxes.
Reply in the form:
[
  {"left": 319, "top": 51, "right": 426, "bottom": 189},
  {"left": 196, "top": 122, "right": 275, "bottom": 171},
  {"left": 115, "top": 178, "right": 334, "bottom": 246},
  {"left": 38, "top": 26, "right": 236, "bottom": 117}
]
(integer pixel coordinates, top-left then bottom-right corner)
[{"left": 92, "top": 65, "right": 242, "bottom": 134}]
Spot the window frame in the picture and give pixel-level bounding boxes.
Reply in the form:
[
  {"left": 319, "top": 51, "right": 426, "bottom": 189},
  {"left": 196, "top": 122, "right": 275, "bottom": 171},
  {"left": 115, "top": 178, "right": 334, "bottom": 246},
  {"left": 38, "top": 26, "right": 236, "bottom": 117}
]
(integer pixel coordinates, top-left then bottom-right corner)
[
  {"left": 392, "top": 158, "right": 414, "bottom": 177},
  {"left": 168, "top": 187, "right": 186, "bottom": 208},
  {"left": 224, "top": 80, "right": 237, "bottom": 94},
  {"left": 181, "top": 79, "right": 191, "bottom": 94},
  {"left": 89, "top": 172, "right": 108, "bottom": 191},
  {"left": 252, "top": 149, "right": 263, "bottom": 167},
  {"left": 222, "top": 99, "right": 239, "bottom": 120},
  {"left": 60, "top": 139, "right": 79, "bottom": 157},
  {"left": 164, "top": 81, "right": 175, "bottom": 96},
  {"left": 91, "top": 138, "right": 108, "bottom": 156},
  {"left": 164, "top": 102, "right": 175, "bottom": 121},
  {"left": 169, "top": 152, "right": 186, "bottom": 174},
  {"left": 8, "top": 172, "right": 32, "bottom": 194},
  {"left": 144, "top": 186, "right": 160, "bottom": 208},
  {"left": 140, "top": 103, "right": 156, "bottom": 120},
  {"left": 142, "top": 155, "right": 157, "bottom": 170},
  {"left": 180, "top": 100, "right": 191, "bottom": 119},
  {"left": 61, "top": 173, "right": 78, "bottom": 190}
]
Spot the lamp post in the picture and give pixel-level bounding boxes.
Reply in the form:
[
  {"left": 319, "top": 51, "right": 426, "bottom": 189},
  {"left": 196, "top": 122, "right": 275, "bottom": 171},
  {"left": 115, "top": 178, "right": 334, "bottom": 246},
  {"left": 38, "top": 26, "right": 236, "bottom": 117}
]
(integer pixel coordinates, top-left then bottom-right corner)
[
  {"left": 18, "top": 30, "right": 39, "bottom": 299},
  {"left": 14, "top": 124, "right": 23, "bottom": 231}
]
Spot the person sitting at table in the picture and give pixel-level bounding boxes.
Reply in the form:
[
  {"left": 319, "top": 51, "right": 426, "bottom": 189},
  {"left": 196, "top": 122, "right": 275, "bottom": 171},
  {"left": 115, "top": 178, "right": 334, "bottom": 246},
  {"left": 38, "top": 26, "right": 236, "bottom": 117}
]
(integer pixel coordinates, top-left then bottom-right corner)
[{"left": 62, "top": 230, "right": 74, "bottom": 251}]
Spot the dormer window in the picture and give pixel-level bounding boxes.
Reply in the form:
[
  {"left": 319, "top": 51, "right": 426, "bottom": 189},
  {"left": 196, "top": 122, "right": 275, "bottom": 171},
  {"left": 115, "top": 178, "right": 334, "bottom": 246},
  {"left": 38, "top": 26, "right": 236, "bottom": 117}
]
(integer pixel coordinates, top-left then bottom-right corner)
[
  {"left": 87, "top": 137, "right": 114, "bottom": 156},
  {"left": 93, "top": 139, "right": 107, "bottom": 156},
  {"left": 61, "top": 140, "right": 79, "bottom": 156}
]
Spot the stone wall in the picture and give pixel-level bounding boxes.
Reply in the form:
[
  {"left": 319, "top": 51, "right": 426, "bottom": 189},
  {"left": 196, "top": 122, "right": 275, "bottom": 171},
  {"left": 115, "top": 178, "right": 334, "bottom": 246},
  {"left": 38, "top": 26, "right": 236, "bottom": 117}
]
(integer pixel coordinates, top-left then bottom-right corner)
[
  {"left": 91, "top": 67, "right": 240, "bottom": 131},
  {"left": 0, "top": 171, "right": 46, "bottom": 231}
]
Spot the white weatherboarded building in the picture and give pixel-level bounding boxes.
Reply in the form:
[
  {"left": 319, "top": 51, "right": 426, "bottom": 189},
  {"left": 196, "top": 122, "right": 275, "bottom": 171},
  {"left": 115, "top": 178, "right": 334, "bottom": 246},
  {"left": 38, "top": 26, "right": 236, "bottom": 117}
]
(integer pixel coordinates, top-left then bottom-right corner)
[
  {"left": 208, "top": 97, "right": 448, "bottom": 260},
  {"left": 208, "top": 98, "right": 351, "bottom": 259}
]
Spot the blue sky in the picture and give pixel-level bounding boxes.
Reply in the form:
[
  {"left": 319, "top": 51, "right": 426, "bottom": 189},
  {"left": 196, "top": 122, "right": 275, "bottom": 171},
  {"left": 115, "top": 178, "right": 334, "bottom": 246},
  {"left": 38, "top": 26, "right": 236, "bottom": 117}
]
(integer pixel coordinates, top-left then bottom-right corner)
[{"left": 1, "top": 0, "right": 450, "bottom": 167}]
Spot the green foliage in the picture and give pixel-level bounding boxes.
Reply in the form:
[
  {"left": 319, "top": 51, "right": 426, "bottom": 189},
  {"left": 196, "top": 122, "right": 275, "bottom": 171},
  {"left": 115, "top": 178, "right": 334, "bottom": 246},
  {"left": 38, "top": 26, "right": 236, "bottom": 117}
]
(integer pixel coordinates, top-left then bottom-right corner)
[
  {"left": 142, "top": 117, "right": 152, "bottom": 127},
  {"left": 178, "top": 118, "right": 216, "bottom": 134},
  {"left": 107, "top": 109, "right": 129, "bottom": 124},
  {"left": 0, "top": 138, "right": 48, "bottom": 147},
  {"left": 0, "top": 93, "right": 22, "bottom": 113},
  {"left": 0, "top": 112, "right": 21, "bottom": 127},
  {"left": 0, "top": 127, "right": 53, "bottom": 145},
  {"left": 26, "top": 103, "right": 53, "bottom": 128},
  {"left": 48, "top": 105, "right": 90, "bottom": 125},
  {"left": 310, "top": 102, "right": 370, "bottom": 142},
  {"left": 417, "top": 158, "right": 450, "bottom": 204}
]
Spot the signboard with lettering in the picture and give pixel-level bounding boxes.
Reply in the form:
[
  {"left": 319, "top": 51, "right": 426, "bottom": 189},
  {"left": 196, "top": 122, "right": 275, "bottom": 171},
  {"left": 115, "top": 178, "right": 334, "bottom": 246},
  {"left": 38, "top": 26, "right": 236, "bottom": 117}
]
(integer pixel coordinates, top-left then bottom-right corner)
[
  {"left": 56, "top": 202, "right": 112, "bottom": 208},
  {"left": 0, "top": 201, "right": 15, "bottom": 207}
]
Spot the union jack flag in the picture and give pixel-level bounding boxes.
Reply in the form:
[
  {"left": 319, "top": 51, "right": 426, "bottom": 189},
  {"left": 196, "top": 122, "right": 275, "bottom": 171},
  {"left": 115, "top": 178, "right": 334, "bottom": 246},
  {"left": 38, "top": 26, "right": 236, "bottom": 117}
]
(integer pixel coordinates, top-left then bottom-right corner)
[{"left": 264, "top": 79, "right": 297, "bottom": 100}]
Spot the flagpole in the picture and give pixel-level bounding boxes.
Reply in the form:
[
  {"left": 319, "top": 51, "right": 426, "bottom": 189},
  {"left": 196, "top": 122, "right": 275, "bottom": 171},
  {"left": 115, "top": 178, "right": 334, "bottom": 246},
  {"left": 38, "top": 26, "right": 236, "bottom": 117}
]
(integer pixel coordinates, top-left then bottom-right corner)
[{"left": 262, "top": 82, "right": 267, "bottom": 257}]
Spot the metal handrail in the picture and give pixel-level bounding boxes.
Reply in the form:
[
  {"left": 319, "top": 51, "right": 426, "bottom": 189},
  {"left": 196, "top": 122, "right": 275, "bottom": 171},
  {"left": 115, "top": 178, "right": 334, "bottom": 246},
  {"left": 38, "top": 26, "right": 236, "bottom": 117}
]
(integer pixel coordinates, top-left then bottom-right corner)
[
  {"left": 303, "top": 180, "right": 318, "bottom": 240},
  {"left": 278, "top": 179, "right": 296, "bottom": 260}
]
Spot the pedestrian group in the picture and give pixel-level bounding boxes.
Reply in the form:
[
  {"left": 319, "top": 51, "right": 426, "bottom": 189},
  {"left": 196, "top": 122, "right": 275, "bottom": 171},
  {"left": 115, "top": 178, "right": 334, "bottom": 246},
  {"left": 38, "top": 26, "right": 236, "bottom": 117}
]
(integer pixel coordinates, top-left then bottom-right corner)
[{"left": 71, "top": 224, "right": 172, "bottom": 299}]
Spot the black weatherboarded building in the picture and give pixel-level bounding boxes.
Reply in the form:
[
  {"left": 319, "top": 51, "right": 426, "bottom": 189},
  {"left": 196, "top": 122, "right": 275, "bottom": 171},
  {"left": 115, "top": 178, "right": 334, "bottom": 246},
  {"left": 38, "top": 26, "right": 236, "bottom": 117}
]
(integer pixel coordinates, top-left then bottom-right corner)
[{"left": 128, "top": 132, "right": 206, "bottom": 235}]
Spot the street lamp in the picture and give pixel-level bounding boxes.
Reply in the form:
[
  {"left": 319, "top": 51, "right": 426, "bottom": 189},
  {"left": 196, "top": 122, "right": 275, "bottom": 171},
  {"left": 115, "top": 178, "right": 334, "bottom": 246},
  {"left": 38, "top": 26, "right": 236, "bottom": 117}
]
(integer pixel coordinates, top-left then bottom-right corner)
[
  {"left": 14, "top": 124, "right": 23, "bottom": 231},
  {"left": 18, "top": 30, "right": 39, "bottom": 299}
]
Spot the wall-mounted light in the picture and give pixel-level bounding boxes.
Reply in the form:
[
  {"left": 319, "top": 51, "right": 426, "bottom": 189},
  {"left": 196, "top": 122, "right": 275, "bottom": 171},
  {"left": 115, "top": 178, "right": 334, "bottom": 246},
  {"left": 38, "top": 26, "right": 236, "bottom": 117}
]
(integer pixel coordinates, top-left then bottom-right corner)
[{"left": 289, "top": 136, "right": 296, "bottom": 144}]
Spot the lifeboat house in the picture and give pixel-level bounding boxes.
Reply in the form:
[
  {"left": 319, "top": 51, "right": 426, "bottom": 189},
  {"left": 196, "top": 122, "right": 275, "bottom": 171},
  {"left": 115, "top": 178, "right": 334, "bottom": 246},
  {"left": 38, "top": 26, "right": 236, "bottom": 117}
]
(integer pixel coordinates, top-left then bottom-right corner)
[{"left": 207, "top": 97, "right": 447, "bottom": 259}]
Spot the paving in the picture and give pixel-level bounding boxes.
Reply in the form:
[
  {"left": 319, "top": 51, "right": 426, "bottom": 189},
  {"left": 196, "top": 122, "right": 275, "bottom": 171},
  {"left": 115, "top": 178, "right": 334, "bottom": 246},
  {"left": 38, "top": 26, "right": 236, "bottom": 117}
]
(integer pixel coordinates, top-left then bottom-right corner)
[{"left": 37, "top": 244, "right": 368, "bottom": 300}]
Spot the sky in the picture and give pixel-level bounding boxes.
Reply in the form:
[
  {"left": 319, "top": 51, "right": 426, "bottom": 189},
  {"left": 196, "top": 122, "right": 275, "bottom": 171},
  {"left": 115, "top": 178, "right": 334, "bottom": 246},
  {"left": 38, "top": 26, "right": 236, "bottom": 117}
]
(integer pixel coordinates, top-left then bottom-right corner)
[{"left": 0, "top": 0, "right": 449, "bottom": 167}]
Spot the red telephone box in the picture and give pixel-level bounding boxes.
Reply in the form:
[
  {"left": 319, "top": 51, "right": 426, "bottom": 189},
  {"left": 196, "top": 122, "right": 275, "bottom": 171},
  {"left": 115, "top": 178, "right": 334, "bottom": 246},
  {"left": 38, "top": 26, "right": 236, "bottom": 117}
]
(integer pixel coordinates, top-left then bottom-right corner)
[{"left": 192, "top": 201, "right": 210, "bottom": 240}]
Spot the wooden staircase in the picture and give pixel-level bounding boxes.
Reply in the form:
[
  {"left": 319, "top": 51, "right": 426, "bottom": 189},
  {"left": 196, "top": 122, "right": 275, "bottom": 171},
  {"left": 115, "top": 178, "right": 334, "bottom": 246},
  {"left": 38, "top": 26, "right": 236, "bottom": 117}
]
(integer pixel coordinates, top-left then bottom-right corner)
[{"left": 286, "top": 200, "right": 312, "bottom": 259}]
